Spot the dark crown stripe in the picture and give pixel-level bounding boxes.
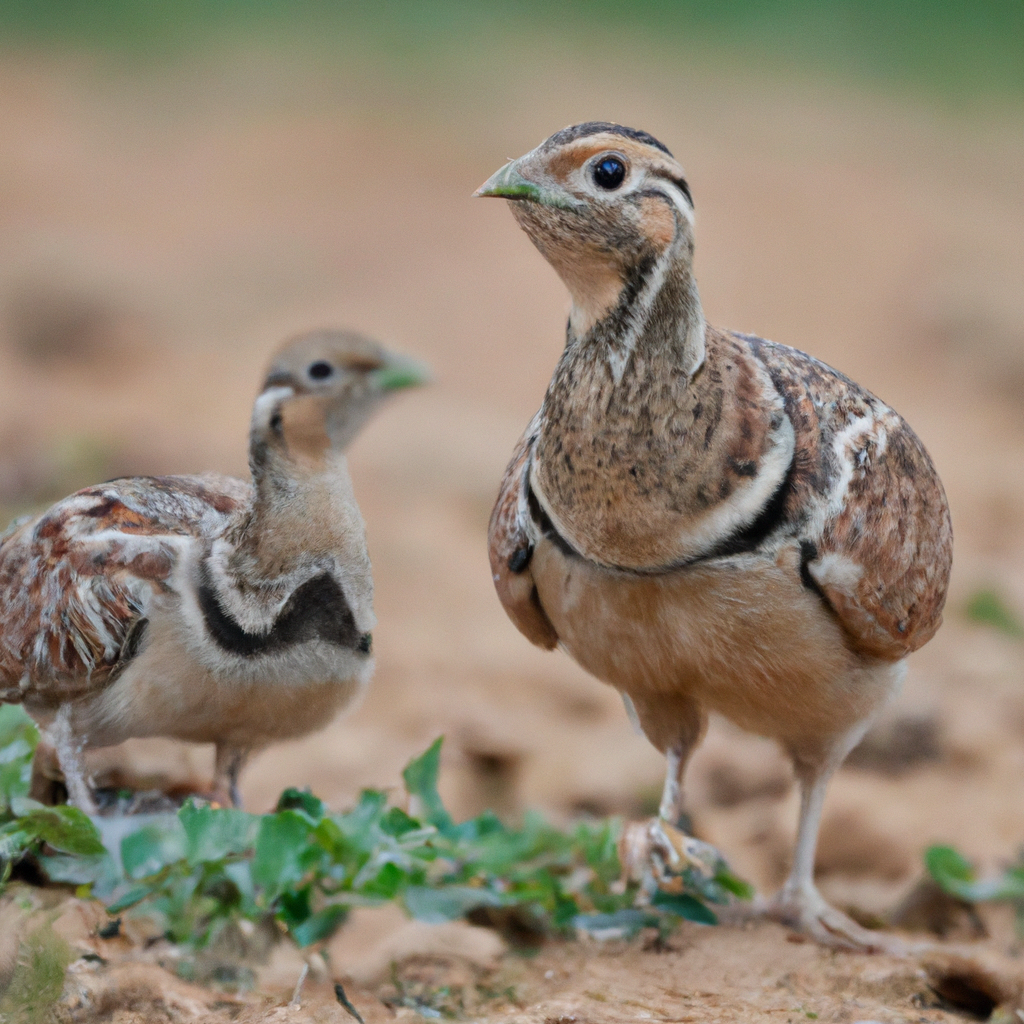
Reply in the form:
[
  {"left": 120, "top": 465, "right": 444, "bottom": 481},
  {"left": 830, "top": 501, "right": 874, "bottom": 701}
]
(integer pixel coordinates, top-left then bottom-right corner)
[
  {"left": 545, "top": 122, "right": 673, "bottom": 157},
  {"left": 197, "top": 564, "right": 370, "bottom": 658}
]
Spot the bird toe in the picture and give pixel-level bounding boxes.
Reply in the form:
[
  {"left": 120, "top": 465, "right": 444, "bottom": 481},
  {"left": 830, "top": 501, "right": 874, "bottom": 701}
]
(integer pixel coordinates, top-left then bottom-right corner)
[{"left": 766, "top": 888, "right": 906, "bottom": 954}]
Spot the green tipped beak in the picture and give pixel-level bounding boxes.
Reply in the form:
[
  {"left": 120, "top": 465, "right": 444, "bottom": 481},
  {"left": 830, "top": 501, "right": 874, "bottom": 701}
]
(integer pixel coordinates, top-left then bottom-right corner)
[
  {"left": 372, "top": 353, "right": 431, "bottom": 393},
  {"left": 474, "top": 160, "right": 582, "bottom": 211}
]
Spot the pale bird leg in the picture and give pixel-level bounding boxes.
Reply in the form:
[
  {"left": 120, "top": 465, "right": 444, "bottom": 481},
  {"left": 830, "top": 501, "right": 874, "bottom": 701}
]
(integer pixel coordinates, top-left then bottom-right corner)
[
  {"left": 768, "top": 726, "right": 906, "bottom": 953},
  {"left": 290, "top": 962, "right": 309, "bottom": 1007},
  {"left": 623, "top": 737, "right": 730, "bottom": 896},
  {"left": 52, "top": 702, "right": 97, "bottom": 815},
  {"left": 658, "top": 743, "right": 687, "bottom": 825},
  {"left": 213, "top": 744, "right": 250, "bottom": 809}
]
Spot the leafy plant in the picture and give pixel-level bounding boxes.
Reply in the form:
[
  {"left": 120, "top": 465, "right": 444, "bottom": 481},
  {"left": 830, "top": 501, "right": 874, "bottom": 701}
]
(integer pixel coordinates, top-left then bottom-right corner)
[
  {"left": 926, "top": 844, "right": 1024, "bottom": 935},
  {"left": 0, "top": 705, "right": 106, "bottom": 890},
  {"left": 98, "top": 738, "right": 743, "bottom": 953},
  {"left": 0, "top": 711, "right": 747, "bottom": 960}
]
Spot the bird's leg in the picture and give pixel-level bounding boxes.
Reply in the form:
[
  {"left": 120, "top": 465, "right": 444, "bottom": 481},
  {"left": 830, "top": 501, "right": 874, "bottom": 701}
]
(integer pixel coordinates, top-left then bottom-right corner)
[
  {"left": 213, "top": 744, "right": 250, "bottom": 808},
  {"left": 621, "top": 696, "right": 727, "bottom": 893},
  {"left": 51, "top": 702, "right": 97, "bottom": 815},
  {"left": 768, "top": 732, "right": 904, "bottom": 953},
  {"left": 658, "top": 743, "right": 688, "bottom": 828}
]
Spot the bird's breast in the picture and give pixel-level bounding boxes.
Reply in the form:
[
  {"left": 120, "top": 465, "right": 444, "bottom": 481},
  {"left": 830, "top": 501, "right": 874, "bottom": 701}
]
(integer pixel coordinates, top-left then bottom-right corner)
[{"left": 532, "top": 330, "right": 795, "bottom": 569}]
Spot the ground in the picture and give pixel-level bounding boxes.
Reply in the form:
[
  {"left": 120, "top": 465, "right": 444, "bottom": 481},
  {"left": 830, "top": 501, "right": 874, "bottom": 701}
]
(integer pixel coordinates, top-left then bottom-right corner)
[{"left": 0, "top": 40, "right": 1023, "bottom": 1023}]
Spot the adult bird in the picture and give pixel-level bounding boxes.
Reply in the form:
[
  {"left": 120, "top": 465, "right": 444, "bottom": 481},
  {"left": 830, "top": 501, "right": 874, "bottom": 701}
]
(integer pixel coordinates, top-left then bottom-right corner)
[
  {"left": 0, "top": 329, "right": 427, "bottom": 811},
  {"left": 478, "top": 122, "right": 951, "bottom": 949}
]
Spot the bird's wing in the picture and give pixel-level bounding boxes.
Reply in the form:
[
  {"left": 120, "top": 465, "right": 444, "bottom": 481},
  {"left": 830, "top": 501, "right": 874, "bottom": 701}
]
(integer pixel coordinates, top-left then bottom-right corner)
[
  {"left": 0, "top": 473, "right": 251, "bottom": 704},
  {"left": 488, "top": 417, "right": 559, "bottom": 650},
  {"left": 745, "top": 336, "right": 953, "bottom": 660}
]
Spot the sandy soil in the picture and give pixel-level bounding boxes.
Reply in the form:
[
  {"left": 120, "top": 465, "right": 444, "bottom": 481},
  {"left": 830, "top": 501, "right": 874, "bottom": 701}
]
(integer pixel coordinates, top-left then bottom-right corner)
[{"left": 0, "top": 42, "right": 1023, "bottom": 1022}]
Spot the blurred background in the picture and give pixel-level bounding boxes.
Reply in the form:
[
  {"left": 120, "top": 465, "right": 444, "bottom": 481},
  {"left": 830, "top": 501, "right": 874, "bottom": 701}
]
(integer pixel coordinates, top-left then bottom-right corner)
[{"left": 0, "top": 0, "right": 1022, "bottom": 915}]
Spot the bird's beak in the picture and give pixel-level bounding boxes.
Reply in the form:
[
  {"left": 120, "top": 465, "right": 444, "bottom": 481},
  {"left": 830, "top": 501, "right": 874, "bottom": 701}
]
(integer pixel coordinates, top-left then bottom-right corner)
[
  {"left": 371, "top": 352, "right": 431, "bottom": 393},
  {"left": 474, "top": 159, "right": 582, "bottom": 211}
]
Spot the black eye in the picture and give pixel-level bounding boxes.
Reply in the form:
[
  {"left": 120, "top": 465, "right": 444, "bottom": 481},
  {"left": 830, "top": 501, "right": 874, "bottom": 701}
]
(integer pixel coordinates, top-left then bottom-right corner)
[
  {"left": 308, "top": 361, "right": 333, "bottom": 380},
  {"left": 592, "top": 156, "right": 626, "bottom": 190}
]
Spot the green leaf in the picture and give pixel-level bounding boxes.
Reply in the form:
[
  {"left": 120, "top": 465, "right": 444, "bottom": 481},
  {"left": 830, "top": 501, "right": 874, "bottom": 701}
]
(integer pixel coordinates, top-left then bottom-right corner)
[
  {"left": 402, "top": 738, "right": 454, "bottom": 833},
  {"left": 40, "top": 851, "right": 118, "bottom": 889},
  {"left": 714, "top": 866, "right": 755, "bottom": 900},
  {"left": 965, "top": 589, "right": 1024, "bottom": 638},
  {"left": 403, "top": 884, "right": 506, "bottom": 923},
  {"left": 0, "top": 825, "right": 33, "bottom": 865},
  {"left": 252, "top": 810, "right": 314, "bottom": 899},
  {"left": 276, "top": 788, "right": 326, "bottom": 821},
  {"left": 290, "top": 904, "right": 348, "bottom": 947},
  {"left": 926, "top": 844, "right": 976, "bottom": 898},
  {"left": 0, "top": 705, "right": 39, "bottom": 810},
  {"left": 651, "top": 890, "right": 718, "bottom": 925},
  {"left": 278, "top": 885, "right": 313, "bottom": 928},
  {"left": 106, "top": 884, "right": 156, "bottom": 914},
  {"left": 0, "top": 703, "right": 39, "bottom": 753},
  {"left": 178, "top": 801, "right": 259, "bottom": 867},
  {"left": 360, "top": 860, "right": 405, "bottom": 899},
  {"left": 223, "top": 860, "right": 257, "bottom": 913},
  {"left": 16, "top": 806, "right": 105, "bottom": 855},
  {"left": 121, "top": 820, "right": 186, "bottom": 879},
  {"left": 379, "top": 807, "right": 422, "bottom": 838}
]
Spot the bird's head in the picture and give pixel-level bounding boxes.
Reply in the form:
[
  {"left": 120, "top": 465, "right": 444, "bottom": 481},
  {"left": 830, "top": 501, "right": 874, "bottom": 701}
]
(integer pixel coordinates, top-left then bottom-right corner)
[
  {"left": 251, "top": 329, "right": 428, "bottom": 474},
  {"left": 476, "top": 122, "right": 695, "bottom": 336}
]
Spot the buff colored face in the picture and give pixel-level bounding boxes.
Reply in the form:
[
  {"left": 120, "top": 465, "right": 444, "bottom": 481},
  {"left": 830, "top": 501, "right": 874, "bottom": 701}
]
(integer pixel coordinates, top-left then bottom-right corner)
[
  {"left": 477, "top": 127, "right": 695, "bottom": 333},
  {"left": 253, "top": 331, "right": 429, "bottom": 469}
]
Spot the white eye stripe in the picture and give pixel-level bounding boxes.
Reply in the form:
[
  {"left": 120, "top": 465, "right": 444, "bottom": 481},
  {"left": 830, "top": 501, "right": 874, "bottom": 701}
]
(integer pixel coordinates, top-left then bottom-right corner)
[
  {"left": 252, "top": 386, "right": 294, "bottom": 432},
  {"left": 654, "top": 178, "right": 695, "bottom": 224}
]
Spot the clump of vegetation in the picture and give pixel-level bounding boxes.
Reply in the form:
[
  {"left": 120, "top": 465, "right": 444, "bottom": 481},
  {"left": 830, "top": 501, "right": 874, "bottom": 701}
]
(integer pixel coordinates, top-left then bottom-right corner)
[
  {"left": 0, "top": 706, "right": 748, "bottom": 973},
  {"left": 926, "top": 844, "right": 1024, "bottom": 936},
  {"left": 0, "top": 706, "right": 106, "bottom": 889},
  {"left": 0, "top": 922, "right": 74, "bottom": 1024}
]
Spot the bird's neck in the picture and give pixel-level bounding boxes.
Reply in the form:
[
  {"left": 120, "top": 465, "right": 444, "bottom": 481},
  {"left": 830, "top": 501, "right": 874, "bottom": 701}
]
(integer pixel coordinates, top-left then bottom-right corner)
[
  {"left": 532, "top": 254, "right": 719, "bottom": 567},
  {"left": 558, "top": 248, "right": 706, "bottom": 401},
  {"left": 223, "top": 450, "right": 368, "bottom": 588}
]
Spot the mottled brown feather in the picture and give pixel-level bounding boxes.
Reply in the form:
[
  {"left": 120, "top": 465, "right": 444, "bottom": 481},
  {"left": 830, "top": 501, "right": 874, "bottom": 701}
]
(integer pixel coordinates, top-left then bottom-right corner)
[
  {"left": 0, "top": 473, "right": 250, "bottom": 705},
  {"left": 744, "top": 335, "right": 953, "bottom": 659},
  {"left": 487, "top": 424, "right": 558, "bottom": 649}
]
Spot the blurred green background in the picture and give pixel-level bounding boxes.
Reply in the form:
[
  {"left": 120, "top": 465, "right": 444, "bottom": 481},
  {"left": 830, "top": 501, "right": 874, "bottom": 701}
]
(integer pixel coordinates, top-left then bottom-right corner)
[{"left": 0, "top": 0, "right": 1021, "bottom": 104}]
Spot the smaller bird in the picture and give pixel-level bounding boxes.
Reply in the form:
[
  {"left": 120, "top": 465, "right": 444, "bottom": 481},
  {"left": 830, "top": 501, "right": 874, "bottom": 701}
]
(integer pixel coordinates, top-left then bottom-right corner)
[{"left": 0, "top": 329, "right": 426, "bottom": 811}]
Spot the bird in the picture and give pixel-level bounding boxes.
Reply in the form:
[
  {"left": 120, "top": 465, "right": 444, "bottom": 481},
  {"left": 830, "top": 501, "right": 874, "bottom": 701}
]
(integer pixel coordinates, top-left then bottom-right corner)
[
  {"left": 477, "top": 122, "right": 952, "bottom": 949},
  {"left": 0, "top": 329, "right": 427, "bottom": 812}
]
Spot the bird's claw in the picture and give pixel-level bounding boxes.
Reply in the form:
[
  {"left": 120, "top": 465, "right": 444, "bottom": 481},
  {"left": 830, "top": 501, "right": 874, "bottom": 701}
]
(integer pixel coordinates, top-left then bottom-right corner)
[
  {"left": 765, "top": 887, "right": 908, "bottom": 954},
  {"left": 621, "top": 818, "right": 729, "bottom": 895}
]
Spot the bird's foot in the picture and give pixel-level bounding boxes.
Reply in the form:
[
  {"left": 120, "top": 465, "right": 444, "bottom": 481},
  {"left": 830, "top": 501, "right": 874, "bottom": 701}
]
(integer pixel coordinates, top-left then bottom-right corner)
[
  {"left": 765, "top": 885, "right": 907, "bottom": 954},
  {"left": 620, "top": 818, "right": 732, "bottom": 895}
]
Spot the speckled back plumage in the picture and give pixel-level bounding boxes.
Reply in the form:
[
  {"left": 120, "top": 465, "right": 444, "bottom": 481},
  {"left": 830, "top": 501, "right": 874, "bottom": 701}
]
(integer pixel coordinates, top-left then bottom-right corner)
[
  {"left": 742, "top": 335, "right": 951, "bottom": 656},
  {"left": 0, "top": 474, "right": 249, "bottom": 705}
]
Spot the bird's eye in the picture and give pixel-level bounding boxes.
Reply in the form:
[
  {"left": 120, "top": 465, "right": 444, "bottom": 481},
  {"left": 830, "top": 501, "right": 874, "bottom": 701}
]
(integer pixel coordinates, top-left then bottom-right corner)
[
  {"left": 308, "top": 361, "right": 334, "bottom": 380},
  {"left": 592, "top": 156, "right": 626, "bottom": 190}
]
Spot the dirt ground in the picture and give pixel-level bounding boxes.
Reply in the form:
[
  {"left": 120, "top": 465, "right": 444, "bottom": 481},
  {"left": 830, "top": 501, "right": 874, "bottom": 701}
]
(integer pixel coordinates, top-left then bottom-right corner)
[{"left": 0, "top": 41, "right": 1023, "bottom": 1023}]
